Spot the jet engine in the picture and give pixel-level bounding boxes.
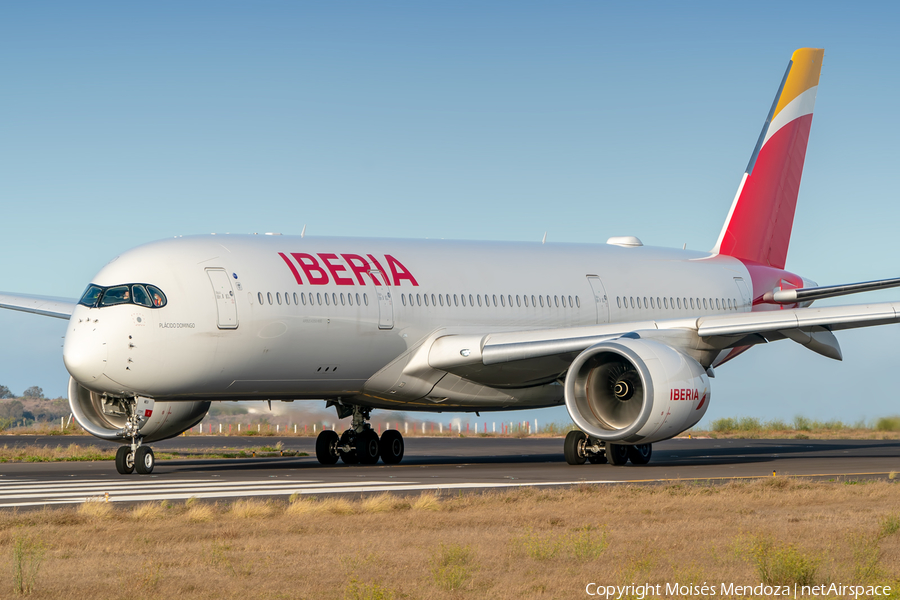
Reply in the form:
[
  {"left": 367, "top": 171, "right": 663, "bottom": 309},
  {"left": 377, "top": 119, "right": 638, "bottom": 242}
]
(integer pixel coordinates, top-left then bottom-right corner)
[
  {"left": 564, "top": 337, "right": 710, "bottom": 444},
  {"left": 68, "top": 377, "right": 210, "bottom": 444}
]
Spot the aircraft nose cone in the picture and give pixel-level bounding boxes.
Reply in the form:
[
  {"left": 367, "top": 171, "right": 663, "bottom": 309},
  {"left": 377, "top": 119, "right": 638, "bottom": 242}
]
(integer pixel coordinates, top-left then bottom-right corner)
[{"left": 63, "top": 318, "right": 108, "bottom": 383}]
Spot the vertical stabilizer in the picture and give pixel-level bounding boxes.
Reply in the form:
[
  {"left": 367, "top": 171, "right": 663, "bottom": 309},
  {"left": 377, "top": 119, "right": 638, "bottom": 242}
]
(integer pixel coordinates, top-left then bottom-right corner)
[{"left": 712, "top": 48, "right": 823, "bottom": 269}]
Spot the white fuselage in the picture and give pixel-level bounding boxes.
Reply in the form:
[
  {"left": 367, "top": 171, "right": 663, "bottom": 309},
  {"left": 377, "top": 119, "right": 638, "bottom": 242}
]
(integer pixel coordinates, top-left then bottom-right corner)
[{"left": 62, "top": 234, "right": 757, "bottom": 412}]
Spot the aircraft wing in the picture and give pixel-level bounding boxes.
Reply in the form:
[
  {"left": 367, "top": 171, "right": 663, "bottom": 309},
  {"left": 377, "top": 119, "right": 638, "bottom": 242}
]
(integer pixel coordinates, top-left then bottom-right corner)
[
  {"left": 427, "top": 301, "right": 900, "bottom": 385},
  {"left": 0, "top": 292, "right": 77, "bottom": 320}
]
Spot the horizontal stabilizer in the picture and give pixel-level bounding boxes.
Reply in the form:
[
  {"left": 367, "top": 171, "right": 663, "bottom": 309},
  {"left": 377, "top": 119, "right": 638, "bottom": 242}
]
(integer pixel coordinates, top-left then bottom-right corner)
[
  {"left": 764, "top": 276, "right": 900, "bottom": 304},
  {"left": 0, "top": 292, "right": 76, "bottom": 319}
]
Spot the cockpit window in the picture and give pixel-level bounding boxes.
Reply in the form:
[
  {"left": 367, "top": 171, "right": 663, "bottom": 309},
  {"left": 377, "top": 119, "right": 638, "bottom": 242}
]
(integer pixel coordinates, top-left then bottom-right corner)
[
  {"left": 146, "top": 285, "right": 167, "bottom": 308},
  {"left": 80, "top": 283, "right": 168, "bottom": 309},
  {"left": 100, "top": 285, "right": 131, "bottom": 306},
  {"left": 132, "top": 284, "right": 153, "bottom": 307},
  {"left": 78, "top": 285, "right": 103, "bottom": 307}
]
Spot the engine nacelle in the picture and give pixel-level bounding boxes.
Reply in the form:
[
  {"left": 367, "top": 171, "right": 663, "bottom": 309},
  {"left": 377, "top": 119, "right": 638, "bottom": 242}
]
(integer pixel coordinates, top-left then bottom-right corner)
[
  {"left": 564, "top": 338, "right": 710, "bottom": 444},
  {"left": 68, "top": 377, "right": 210, "bottom": 444}
]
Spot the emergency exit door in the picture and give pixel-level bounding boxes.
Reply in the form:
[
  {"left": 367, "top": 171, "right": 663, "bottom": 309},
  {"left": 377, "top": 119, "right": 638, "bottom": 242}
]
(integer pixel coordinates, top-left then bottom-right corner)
[
  {"left": 586, "top": 275, "right": 610, "bottom": 324},
  {"left": 207, "top": 268, "right": 239, "bottom": 329}
]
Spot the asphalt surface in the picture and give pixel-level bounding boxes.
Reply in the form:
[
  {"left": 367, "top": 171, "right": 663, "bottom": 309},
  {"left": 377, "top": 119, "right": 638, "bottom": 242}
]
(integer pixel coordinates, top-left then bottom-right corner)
[{"left": 1, "top": 436, "right": 898, "bottom": 507}]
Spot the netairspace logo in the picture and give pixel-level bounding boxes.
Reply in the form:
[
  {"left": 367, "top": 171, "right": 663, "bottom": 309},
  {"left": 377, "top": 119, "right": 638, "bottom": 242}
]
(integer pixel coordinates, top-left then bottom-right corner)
[{"left": 584, "top": 582, "right": 894, "bottom": 599}]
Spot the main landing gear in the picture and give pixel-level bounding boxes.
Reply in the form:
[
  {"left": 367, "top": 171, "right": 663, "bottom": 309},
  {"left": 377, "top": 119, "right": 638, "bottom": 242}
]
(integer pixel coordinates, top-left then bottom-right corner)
[
  {"left": 315, "top": 404, "right": 405, "bottom": 466},
  {"left": 114, "top": 400, "right": 155, "bottom": 475},
  {"left": 563, "top": 430, "right": 652, "bottom": 466}
]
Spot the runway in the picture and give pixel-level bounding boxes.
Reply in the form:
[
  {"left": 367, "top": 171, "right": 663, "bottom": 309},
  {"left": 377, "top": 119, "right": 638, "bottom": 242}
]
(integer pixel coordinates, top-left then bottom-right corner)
[{"left": 1, "top": 436, "right": 898, "bottom": 508}]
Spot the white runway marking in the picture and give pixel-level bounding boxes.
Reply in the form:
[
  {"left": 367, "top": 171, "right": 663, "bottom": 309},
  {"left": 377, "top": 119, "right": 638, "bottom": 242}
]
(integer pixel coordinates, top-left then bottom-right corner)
[{"left": 0, "top": 477, "right": 619, "bottom": 508}]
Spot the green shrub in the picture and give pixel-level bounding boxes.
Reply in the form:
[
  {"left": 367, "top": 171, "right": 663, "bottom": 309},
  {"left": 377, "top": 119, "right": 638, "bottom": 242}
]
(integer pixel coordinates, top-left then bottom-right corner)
[
  {"left": 749, "top": 537, "right": 818, "bottom": 586},
  {"left": 430, "top": 544, "right": 475, "bottom": 591},
  {"left": 875, "top": 416, "right": 900, "bottom": 432}
]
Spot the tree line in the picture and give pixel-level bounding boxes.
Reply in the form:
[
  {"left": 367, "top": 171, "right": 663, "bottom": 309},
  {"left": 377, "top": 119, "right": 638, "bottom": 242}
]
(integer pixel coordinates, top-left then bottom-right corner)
[{"left": 0, "top": 385, "right": 70, "bottom": 423}]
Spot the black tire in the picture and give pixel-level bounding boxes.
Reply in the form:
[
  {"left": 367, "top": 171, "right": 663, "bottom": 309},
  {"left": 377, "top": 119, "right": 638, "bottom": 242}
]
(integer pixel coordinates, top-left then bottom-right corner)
[
  {"left": 315, "top": 430, "right": 340, "bottom": 465},
  {"left": 380, "top": 430, "right": 404, "bottom": 464},
  {"left": 339, "top": 430, "right": 358, "bottom": 464},
  {"left": 627, "top": 443, "right": 652, "bottom": 465},
  {"left": 606, "top": 443, "right": 629, "bottom": 466},
  {"left": 135, "top": 446, "right": 155, "bottom": 474},
  {"left": 564, "top": 430, "right": 587, "bottom": 465},
  {"left": 115, "top": 446, "right": 135, "bottom": 475},
  {"left": 357, "top": 429, "right": 380, "bottom": 464}
]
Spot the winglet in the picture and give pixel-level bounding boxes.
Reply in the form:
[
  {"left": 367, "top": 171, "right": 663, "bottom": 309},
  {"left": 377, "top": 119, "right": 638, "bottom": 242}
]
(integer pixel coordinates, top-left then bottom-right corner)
[{"left": 713, "top": 48, "right": 824, "bottom": 269}]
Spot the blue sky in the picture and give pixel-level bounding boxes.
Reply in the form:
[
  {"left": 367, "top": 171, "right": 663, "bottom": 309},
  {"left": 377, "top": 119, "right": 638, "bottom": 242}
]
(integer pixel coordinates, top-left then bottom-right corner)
[{"left": 1, "top": 2, "right": 899, "bottom": 427}]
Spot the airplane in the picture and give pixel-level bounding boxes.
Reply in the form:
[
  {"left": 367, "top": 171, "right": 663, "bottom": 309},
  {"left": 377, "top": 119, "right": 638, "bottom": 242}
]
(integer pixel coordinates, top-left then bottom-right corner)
[{"left": 3, "top": 47, "right": 900, "bottom": 475}]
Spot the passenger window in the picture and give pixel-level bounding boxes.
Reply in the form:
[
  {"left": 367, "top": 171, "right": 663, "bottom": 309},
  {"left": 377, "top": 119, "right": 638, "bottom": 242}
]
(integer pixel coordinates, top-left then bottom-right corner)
[
  {"left": 402, "top": 295, "right": 407, "bottom": 306},
  {"left": 285, "top": 293, "right": 292, "bottom": 306},
  {"left": 267, "top": 292, "right": 273, "bottom": 305},
  {"left": 568, "top": 295, "right": 573, "bottom": 307},
  {"left": 432, "top": 294, "right": 436, "bottom": 306},
  {"left": 454, "top": 294, "right": 459, "bottom": 306},
  {"left": 301, "top": 293, "right": 307, "bottom": 306},
  {"left": 325, "top": 294, "right": 330, "bottom": 306},
  {"left": 508, "top": 295, "right": 512, "bottom": 307},
  {"left": 424, "top": 294, "right": 429, "bottom": 307},
  {"left": 332, "top": 293, "right": 337, "bottom": 305},
  {"left": 715, "top": 298, "right": 720, "bottom": 310},
  {"left": 356, "top": 293, "right": 361, "bottom": 305},
  {"left": 293, "top": 293, "right": 299, "bottom": 305},
  {"left": 461, "top": 294, "right": 467, "bottom": 307},
  {"left": 493, "top": 294, "right": 498, "bottom": 306},
  {"left": 650, "top": 297, "right": 655, "bottom": 309},
  {"left": 617, "top": 297, "right": 621, "bottom": 308},
  {"left": 643, "top": 297, "right": 648, "bottom": 308},
  {"left": 341, "top": 293, "right": 346, "bottom": 306},
  {"left": 257, "top": 292, "right": 263, "bottom": 305},
  {"left": 317, "top": 293, "right": 322, "bottom": 305},
  {"left": 469, "top": 294, "right": 474, "bottom": 306},
  {"left": 546, "top": 295, "right": 551, "bottom": 307},
  {"left": 561, "top": 296, "right": 566, "bottom": 308},
  {"left": 477, "top": 295, "right": 482, "bottom": 307},
  {"left": 276, "top": 293, "right": 282, "bottom": 305},
  {"left": 663, "top": 297, "right": 668, "bottom": 309},
  {"left": 554, "top": 295, "right": 559, "bottom": 307},
  {"left": 576, "top": 296, "right": 580, "bottom": 308},
  {"left": 539, "top": 295, "right": 544, "bottom": 308},
  {"left": 516, "top": 295, "right": 521, "bottom": 307},
  {"left": 364, "top": 294, "right": 369, "bottom": 306},
  {"left": 416, "top": 294, "right": 421, "bottom": 306}
]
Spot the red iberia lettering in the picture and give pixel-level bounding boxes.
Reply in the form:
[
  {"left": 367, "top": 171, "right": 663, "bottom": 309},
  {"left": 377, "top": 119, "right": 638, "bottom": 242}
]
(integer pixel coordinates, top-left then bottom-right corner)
[
  {"left": 318, "top": 253, "right": 354, "bottom": 286},
  {"left": 278, "top": 252, "right": 303, "bottom": 284},
  {"left": 277, "top": 252, "right": 419, "bottom": 287},
  {"left": 341, "top": 254, "right": 373, "bottom": 285},
  {"left": 291, "top": 253, "right": 329, "bottom": 285},
  {"left": 670, "top": 389, "right": 700, "bottom": 401},
  {"left": 385, "top": 254, "right": 419, "bottom": 287}
]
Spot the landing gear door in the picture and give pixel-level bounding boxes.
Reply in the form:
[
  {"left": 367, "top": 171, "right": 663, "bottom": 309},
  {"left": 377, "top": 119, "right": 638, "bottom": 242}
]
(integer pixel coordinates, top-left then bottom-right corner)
[
  {"left": 370, "top": 270, "right": 393, "bottom": 330},
  {"left": 586, "top": 275, "right": 610, "bottom": 324},
  {"left": 206, "top": 268, "right": 239, "bottom": 329}
]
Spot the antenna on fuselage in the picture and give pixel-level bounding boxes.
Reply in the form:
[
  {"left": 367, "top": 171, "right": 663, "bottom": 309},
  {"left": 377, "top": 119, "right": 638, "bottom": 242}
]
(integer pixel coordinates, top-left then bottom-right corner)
[
  {"left": 683, "top": 243, "right": 686, "bottom": 250},
  {"left": 541, "top": 232, "right": 547, "bottom": 245},
  {"left": 301, "top": 224, "right": 307, "bottom": 238}
]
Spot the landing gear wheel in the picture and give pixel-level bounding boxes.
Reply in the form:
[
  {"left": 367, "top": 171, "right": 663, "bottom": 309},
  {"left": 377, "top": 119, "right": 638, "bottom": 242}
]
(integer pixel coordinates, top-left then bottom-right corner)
[
  {"left": 627, "top": 443, "right": 652, "bottom": 465},
  {"left": 339, "top": 430, "right": 359, "bottom": 464},
  {"left": 607, "top": 443, "right": 629, "bottom": 466},
  {"left": 357, "top": 429, "right": 380, "bottom": 464},
  {"left": 380, "top": 430, "right": 404, "bottom": 464},
  {"left": 315, "top": 430, "right": 340, "bottom": 465},
  {"left": 564, "top": 430, "right": 587, "bottom": 465},
  {"left": 115, "top": 446, "right": 135, "bottom": 474},
  {"left": 135, "top": 446, "right": 155, "bottom": 474}
]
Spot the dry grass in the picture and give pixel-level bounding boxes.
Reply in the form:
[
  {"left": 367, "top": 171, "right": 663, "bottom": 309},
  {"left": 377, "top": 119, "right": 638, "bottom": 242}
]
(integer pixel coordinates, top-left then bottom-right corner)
[{"left": 0, "top": 480, "right": 899, "bottom": 599}]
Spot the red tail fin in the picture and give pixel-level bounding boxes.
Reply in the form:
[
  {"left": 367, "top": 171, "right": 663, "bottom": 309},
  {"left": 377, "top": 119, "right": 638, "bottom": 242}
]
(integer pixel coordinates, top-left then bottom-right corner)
[{"left": 713, "top": 48, "right": 824, "bottom": 269}]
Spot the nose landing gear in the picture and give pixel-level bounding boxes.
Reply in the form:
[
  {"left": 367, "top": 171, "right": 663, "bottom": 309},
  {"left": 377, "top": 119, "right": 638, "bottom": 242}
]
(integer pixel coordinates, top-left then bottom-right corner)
[
  {"left": 114, "top": 399, "right": 155, "bottom": 475},
  {"left": 314, "top": 402, "right": 405, "bottom": 466}
]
